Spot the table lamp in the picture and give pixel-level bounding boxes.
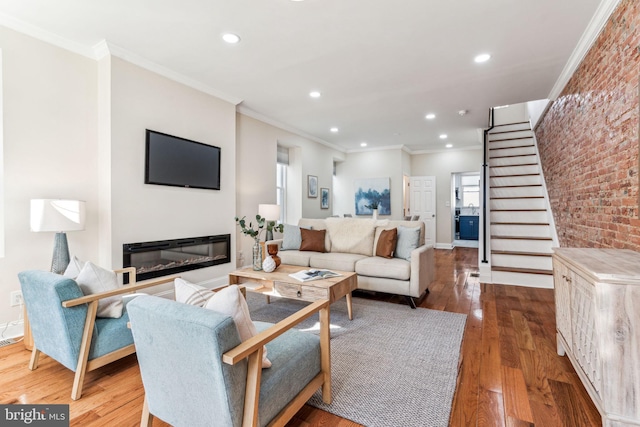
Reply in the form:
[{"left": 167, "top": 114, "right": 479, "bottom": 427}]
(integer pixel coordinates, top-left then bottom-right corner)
[
  {"left": 30, "top": 199, "right": 86, "bottom": 274},
  {"left": 258, "top": 204, "right": 280, "bottom": 241}
]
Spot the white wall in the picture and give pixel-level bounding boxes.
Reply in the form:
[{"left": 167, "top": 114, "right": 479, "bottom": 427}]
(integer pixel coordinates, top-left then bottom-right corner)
[
  {"left": 411, "top": 149, "right": 482, "bottom": 246},
  {"left": 334, "top": 148, "right": 406, "bottom": 219},
  {"left": 235, "top": 113, "right": 343, "bottom": 266},
  {"left": 107, "top": 57, "right": 238, "bottom": 286},
  {"left": 0, "top": 27, "right": 100, "bottom": 327}
]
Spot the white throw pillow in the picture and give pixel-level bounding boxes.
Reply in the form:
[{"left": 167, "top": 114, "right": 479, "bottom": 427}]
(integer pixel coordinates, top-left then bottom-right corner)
[
  {"left": 204, "top": 285, "right": 272, "bottom": 368},
  {"left": 75, "top": 261, "right": 124, "bottom": 318},
  {"left": 174, "top": 278, "right": 215, "bottom": 307},
  {"left": 63, "top": 255, "right": 85, "bottom": 279}
]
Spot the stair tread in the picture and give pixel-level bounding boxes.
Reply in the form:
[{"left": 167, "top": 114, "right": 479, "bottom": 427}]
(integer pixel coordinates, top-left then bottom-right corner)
[
  {"left": 491, "top": 121, "right": 530, "bottom": 127},
  {"left": 489, "top": 145, "right": 535, "bottom": 151},
  {"left": 490, "top": 184, "right": 542, "bottom": 188},
  {"left": 489, "top": 154, "right": 536, "bottom": 159},
  {"left": 492, "top": 250, "right": 552, "bottom": 257},
  {"left": 491, "top": 208, "right": 547, "bottom": 212},
  {"left": 490, "top": 222, "right": 549, "bottom": 225},
  {"left": 491, "top": 235, "right": 552, "bottom": 240},
  {"left": 489, "top": 129, "right": 533, "bottom": 135},
  {"left": 490, "top": 173, "right": 540, "bottom": 178},
  {"left": 492, "top": 266, "right": 553, "bottom": 275},
  {"left": 490, "top": 163, "right": 538, "bottom": 168},
  {"left": 491, "top": 196, "right": 544, "bottom": 199},
  {"left": 488, "top": 136, "right": 534, "bottom": 142}
]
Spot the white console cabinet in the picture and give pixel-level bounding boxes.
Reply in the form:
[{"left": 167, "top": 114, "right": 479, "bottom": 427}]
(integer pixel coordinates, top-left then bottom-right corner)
[{"left": 553, "top": 248, "right": 640, "bottom": 427}]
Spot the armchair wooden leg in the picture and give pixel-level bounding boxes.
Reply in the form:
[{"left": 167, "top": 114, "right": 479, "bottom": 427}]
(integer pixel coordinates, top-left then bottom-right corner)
[
  {"left": 28, "top": 348, "right": 40, "bottom": 370},
  {"left": 319, "top": 305, "right": 332, "bottom": 404},
  {"left": 140, "top": 394, "right": 153, "bottom": 427},
  {"left": 72, "top": 300, "right": 98, "bottom": 400},
  {"left": 243, "top": 347, "right": 264, "bottom": 427}
]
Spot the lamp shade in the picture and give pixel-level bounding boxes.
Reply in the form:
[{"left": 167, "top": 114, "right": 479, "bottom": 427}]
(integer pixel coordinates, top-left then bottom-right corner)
[
  {"left": 30, "top": 199, "right": 86, "bottom": 232},
  {"left": 258, "top": 204, "right": 280, "bottom": 221}
]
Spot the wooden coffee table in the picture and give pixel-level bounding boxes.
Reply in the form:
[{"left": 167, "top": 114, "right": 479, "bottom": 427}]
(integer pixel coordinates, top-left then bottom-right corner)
[{"left": 229, "top": 265, "right": 358, "bottom": 320}]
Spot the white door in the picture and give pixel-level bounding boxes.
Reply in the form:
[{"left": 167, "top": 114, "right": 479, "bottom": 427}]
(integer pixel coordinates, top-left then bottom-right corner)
[{"left": 410, "top": 176, "right": 436, "bottom": 247}]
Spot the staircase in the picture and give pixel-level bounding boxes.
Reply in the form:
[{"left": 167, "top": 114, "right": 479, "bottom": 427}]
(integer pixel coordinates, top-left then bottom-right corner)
[{"left": 487, "top": 121, "right": 555, "bottom": 288}]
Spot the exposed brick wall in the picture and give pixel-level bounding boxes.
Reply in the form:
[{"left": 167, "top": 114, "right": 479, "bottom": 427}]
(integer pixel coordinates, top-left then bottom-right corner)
[{"left": 536, "top": 0, "right": 640, "bottom": 249}]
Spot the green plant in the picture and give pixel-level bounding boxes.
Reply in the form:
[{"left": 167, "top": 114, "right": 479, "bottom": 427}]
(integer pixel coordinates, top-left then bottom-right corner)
[
  {"left": 365, "top": 201, "right": 379, "bottom": 210},
  {"left": 235, "top": 215, "right": 284, "bottom": 241}
]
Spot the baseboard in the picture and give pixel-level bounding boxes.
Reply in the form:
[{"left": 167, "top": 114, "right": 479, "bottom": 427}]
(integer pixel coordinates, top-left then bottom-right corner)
[
  {"left": 0, "top": 319, "right": 25, "bottom": 340},
  {"left": 435, "top": 243, "right": 454, "bottom": 250}
]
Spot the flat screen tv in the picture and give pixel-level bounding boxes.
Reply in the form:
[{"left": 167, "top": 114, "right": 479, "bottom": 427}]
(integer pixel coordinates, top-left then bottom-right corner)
[{"left": 145, "top": 130, "right": 221, "bottom": 190}]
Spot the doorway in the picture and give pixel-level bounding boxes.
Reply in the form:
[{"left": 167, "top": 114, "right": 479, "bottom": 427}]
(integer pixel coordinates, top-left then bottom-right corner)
[{"left": 452, "top": 171, "right": 480, "bottom": 248}]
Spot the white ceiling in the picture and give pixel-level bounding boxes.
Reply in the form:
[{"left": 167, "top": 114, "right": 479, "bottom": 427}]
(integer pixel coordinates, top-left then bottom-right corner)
[{"left": 0, "top": 0, "right": 607, "bottom": 152}]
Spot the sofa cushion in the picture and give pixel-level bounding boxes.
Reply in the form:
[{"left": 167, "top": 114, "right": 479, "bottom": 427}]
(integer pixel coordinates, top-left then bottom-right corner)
[
  {"left": 174, "top": 278, "right": 215, "bottom": 307},
  {"left": 375, "top": 228, "right": 397, "bottom": 258},
  {"left": 76, "top": 262, "right": 124, "bottom": 318},
  {"left": 326, "top": 218, "right": 376, "bottom": 256},
  {"left": 309, "top": 252, "right": 367, "bottom": 272},
  {"left": 395, "top": 225, "right": 421, "bottom": 261},
  {"left": 300, "top": 229, "right": 326, "bottom": 252},
  {"left": 356, "top": 257, "right": 411, "bottom": 281},
  {"left": 279, "top": 250, "right": 313, "bottom": 267},
  {"left": 281, "top": 224, "right": 305, "bottom": 251},
  {"left": 298, "top": 219, "right": 331, "bottom": 252}
]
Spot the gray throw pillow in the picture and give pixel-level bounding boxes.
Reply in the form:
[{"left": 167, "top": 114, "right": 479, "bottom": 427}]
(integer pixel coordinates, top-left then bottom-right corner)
[
  {"left": 394, "top": 225, "right": 421, "bottom": 260},
  {"left": 281, "top": 224, "right": 304, "bottom": 251}
]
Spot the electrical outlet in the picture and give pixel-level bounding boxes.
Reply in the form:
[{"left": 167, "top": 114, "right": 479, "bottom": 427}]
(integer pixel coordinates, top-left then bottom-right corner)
[{"left": 10, "top": 290, "right": 23, "bottom": 307}]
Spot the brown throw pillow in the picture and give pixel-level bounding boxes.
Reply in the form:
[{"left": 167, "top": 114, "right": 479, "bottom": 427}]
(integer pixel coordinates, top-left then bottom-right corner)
[
  {"left": 299, "top": 228, "right": 326, "bottom": 252},
  {"left": 376, "top": 228, "right": 397, "bottom": 259}
]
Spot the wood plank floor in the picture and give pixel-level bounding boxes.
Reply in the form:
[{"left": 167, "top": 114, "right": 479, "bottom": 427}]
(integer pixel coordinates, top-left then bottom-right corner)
[{"left": 0, "top": 248, "right": 600, "bottom": 426}]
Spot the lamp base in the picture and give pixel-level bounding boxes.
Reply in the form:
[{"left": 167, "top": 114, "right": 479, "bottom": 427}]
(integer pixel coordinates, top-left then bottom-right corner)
[{"left": 51, "top": 232, "right": 70, "bottom": 274}]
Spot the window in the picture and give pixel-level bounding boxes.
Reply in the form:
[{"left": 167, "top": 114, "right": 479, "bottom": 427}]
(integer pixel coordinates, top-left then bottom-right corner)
[
  {"left": 276, "top": 146, "right": 288, "bottom": 224},
  {"left": 460, "top": 175, "right": 479, "bottom": 210}
]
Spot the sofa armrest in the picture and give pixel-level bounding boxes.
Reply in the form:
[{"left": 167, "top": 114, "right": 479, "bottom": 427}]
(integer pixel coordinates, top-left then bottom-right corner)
[{"left": 409, "top": 244, "right": 435, "bottom": 298}]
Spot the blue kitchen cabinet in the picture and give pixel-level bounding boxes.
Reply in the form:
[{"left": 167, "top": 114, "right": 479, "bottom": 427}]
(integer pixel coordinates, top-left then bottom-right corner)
[{"left": 459, "top": 215, "right": 479, "bottom": 240}]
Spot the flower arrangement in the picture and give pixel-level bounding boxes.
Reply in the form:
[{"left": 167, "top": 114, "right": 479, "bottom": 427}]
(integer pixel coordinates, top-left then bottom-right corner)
[
  {"left": 364, "top": 200, "right": 379, "bottom": 210},
  {"left": 235, "top": 215, "right": 284, "bottom": 242}
]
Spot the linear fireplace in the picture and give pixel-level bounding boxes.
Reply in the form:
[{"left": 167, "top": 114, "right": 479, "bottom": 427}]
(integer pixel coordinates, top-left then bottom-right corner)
[{"left": 123, "top": 234, "right": 230, "bottom": 282}]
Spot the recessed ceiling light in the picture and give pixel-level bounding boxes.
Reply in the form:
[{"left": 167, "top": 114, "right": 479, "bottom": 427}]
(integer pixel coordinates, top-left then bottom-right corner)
[
  {"left": 446, "top": 144, "right": 453, "bottom": 148},
  {"left": 222, "top": 33, "right": 241, "bottom": 44},
  {"left": 439, "top": 134, "right": 448, "bottom": 139},
  {"left": 474, "top": 53, "right": 491, "bottom": 63},
  {"left": 360, "top": 142, "right": 367, "bottom": 147},
  {"left": 330, "top": 127, "right": 339, "bottom": 133},
  {"left": 309, "top": 91, "right": 321, "bottom": 98},
  {"left": 425, "top": 113, "right": 436, "bottom": 120}
]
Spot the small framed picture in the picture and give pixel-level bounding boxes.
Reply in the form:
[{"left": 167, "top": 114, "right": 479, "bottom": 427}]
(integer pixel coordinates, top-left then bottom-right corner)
[
  {"left": 321, "top": 188, "right": 330, "bottom": 209},
  {"left": 308, "top": 175, "right": 318, "bottom": 198}
]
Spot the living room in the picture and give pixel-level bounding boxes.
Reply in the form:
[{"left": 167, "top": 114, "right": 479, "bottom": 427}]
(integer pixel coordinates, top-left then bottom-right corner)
[{"left": 1, "top": 0, "right": 639, "bottom": 425}]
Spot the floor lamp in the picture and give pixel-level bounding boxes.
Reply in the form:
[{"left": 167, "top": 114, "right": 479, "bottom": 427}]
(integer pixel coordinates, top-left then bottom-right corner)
[{"left": 30, "top": 199, "right": 86, "bottom": 274}]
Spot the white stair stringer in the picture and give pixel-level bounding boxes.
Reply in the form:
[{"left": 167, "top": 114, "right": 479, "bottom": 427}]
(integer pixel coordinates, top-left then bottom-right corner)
[{"left": 486, "top": 120, "right": 557, "bottom": 288}]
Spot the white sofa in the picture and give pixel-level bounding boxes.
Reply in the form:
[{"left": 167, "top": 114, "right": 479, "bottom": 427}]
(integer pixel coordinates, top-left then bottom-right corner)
[{"left": 269, "top": 217, "right": 435, "bottom": 308}]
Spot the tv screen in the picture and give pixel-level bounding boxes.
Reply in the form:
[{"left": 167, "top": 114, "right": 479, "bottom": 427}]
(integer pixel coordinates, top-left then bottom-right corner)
[{"left": 145, "top": 130, "right": 221, "bottom": 190}]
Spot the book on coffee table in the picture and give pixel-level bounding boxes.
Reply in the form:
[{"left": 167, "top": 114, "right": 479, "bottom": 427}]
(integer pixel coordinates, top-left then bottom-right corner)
[{"left": 289, "top": 269, "right": 342, "bottom": 282}]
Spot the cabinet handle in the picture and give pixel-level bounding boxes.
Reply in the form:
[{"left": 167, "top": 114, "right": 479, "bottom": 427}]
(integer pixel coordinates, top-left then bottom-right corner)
[{"left": 297, "top": 290, "right": 302, "bottom": 298}]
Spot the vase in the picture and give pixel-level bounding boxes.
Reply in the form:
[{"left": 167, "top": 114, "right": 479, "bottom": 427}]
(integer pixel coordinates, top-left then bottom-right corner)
[
  {"left": 267, "top": 243, "right": 281, "bottom": 268},
  {"left": 372, "top": 209, "right": 378, "bottom": 220},
  {"left": 252, "top": 240, "right": 263, "bottom": 271}
]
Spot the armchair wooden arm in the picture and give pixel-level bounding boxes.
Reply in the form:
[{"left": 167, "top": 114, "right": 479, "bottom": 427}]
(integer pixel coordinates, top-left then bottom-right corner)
[{"left": 222, "top": 299, "right": 331, "bottom": 427}]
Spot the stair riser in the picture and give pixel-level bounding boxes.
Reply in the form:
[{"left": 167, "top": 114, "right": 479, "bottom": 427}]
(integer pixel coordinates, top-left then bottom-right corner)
[
  {"left": 490, "top": 165, "right": 539, "bottom": 176},
  {"left": 491, "top": 239, "right": 554, "bottom": 252},
  {"left": 489, "top": 146, "right": 536, "bottom": 158},
  {"left": 491, "top": 271, "right": 554, "bottom": 288},
  {"left": 489, "top": 123, "right": 531, "bottom": 133},
  {"left": 491, "top": 198, "right": 546, "bottom": 210},
  {"left": 491, "top": 224, "right": 551, "bottom": 237},
  {"left": 490, "top": 155, "right": 538, "bottom": 167},
  {"left": 491, "top": 210, "right": 549, "bottom": 223},
  {"left": 490, "top": 175, "right": 542, "bottom": 187},
  {"left": 488, "top": 130, "right": 533, "bottom": 142},
  {"left": 492, "top": 254, "right": 553, "bottom": 270},
  {"left": 491, "top": 186, "right": 545, "bottom": 198}
]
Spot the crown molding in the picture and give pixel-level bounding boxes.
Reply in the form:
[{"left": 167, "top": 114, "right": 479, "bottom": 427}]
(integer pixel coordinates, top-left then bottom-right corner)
[
  {"left": 346, "top": 144, "right": 407, "bottom": 154},
  {"left": 96, "top": 41, "right": 243, "bottom": 106},
  {"left": 0, "top": 12, "right": 96, "bottom": 58},
  {"left": 236, "top": 106, "right": 345, "bottom": 153},
  {"left": 548, "top": 0, "right": 621, "bottom": 100}
]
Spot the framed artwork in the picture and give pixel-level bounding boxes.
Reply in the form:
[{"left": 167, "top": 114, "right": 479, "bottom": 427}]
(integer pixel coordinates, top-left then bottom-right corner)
[
  {"left": 355, "top": 177, "right": 391, "bottom": 215},
  {"left": 321, "top": 188, "right": 330, "bottom": 209},
  {"left": 308, "top": 175, "right": 318, "bottom": 198}
]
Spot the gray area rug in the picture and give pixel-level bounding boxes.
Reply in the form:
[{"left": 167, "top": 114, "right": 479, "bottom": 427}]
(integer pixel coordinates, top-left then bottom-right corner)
[{"left": 246, "top": 293, "right": 467, "bottom": 427}]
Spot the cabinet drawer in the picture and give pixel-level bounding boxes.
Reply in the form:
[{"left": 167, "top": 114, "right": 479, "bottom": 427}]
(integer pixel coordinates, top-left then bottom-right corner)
[{"left": 274, "top": 282, "right": 329, "bottom": 301}]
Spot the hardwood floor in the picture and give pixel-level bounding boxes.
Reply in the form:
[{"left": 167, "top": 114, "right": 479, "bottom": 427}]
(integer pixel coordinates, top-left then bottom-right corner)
[{"left": 0, "top": 248, "right": 600, "bottom": 426}]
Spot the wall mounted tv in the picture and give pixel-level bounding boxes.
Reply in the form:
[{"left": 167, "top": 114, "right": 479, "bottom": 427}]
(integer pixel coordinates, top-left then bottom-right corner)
[{"left": 145, "top": 129, "right": 221, "bottom": 190}]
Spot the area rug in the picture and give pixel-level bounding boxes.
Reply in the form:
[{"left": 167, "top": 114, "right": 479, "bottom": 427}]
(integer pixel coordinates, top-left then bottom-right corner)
[{"left": 246, "top": 294, "right": 467, "bottom": 427}]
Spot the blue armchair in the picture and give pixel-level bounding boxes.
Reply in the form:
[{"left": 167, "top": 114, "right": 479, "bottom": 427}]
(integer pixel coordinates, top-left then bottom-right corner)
[
  {"left": 18, "top": 268, "right": 174, "bottom": 400},
  {"left": 127, "top": 295, "right": 331, "bottom": 427}
]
